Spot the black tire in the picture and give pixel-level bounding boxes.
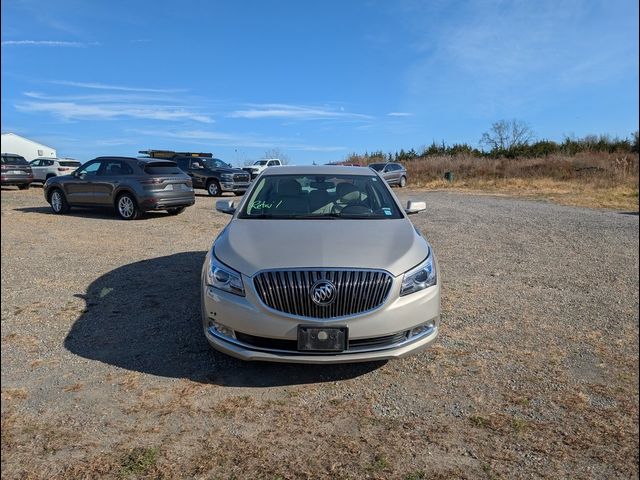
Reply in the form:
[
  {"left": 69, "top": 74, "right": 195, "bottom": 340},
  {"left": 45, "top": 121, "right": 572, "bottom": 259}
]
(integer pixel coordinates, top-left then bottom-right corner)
[
  {"left": 18, "top": 184, "right": 30, "bottom": 190},
  {"left": 115, "top": 193, "right": 140, "bottom": 220},
  {"left": 167, "top": 207, "right": 186, "bottom": 216},
  {"left": 49, "top": 189, "right": 70, "bottom": 214},
  {"left": 399, "top": 176, "right": 407, "bottom": 188},
  {"left": 206, "top": 179, "right": 221, "bottom": 197}
]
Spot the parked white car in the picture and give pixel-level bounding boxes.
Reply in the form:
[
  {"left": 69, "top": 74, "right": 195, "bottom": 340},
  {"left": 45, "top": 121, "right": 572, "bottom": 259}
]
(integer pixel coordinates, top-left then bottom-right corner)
[
  {"left": 30, "top": 158, "right": 81, "bottom": 183},
  {"left": 243, "top": 158, "right": 283, "bottom": 179}
]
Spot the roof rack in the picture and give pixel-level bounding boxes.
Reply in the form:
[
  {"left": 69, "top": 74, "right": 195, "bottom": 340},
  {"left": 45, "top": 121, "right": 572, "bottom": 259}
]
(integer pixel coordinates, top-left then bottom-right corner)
[{"left": 139, "top": 150, "right": 213, "bottom": 159}]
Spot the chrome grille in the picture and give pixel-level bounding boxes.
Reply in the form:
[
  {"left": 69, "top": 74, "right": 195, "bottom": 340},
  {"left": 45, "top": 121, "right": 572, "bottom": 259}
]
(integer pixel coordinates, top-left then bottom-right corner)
[
  {"left": 233, "top": 173, "right": 250, "bottom": 183},
  {"left": 253, "top": 269, "right": 393, "bottom": 319}
]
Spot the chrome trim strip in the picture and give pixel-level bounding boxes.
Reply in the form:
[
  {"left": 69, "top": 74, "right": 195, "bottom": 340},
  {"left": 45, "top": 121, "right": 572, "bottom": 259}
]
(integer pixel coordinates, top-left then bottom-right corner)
[{"left": 207, "top": 325, "right": 436, "bottom": 356}]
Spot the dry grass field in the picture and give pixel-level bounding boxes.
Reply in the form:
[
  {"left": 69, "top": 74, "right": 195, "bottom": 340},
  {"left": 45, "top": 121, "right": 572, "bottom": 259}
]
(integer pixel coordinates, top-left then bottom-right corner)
[
  {"left": 1, "top": 186, "right": 638, "bottom": 479},
  {"left": 352, "top": 152, "right": 639, "bottom": 211}
]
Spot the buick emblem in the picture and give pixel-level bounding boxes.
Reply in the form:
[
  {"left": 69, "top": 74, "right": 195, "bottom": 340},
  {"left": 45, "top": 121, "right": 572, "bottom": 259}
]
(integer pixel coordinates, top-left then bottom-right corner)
[{"left": 311, "top": 280, "right": 336, "bottom": 306}]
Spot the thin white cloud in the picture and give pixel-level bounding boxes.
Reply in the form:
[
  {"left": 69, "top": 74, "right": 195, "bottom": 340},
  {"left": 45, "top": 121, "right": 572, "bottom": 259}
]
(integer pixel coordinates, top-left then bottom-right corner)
[
  {"left": 50, "top": 81, "right": 184, "bottom": 93},
  {"left": 23, "top": 91, "right": 175, "bottom": 103},
  {"left": 387, "top": 112, "right": 414, "bottom": 117},
  {"left": 1, "top": 40, "right": 99, "bottom": 47},
  {"left": 229, "top": 103, "right": 372, "bottom": 121},
  {"left": 16, "top": 101, "right": 213, "bottom": 123},
  {"left": 136, "top": 129, "right": 347, "bottom": 152}
]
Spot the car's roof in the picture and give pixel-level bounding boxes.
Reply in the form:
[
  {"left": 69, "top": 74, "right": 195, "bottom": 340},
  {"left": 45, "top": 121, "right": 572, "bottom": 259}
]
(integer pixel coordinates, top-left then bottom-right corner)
[
  {"left": 97, "top": 156, "right": 175, "bottom": 164},
  {"left": 261, "top": 165, "right": 376, "bottom": 176}
]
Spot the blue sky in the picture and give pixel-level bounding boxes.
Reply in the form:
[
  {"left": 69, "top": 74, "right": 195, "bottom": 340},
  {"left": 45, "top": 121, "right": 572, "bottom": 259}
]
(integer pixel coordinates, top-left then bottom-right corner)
[{"left": 1, "top": 0, "right": 638, "bottom": 166}]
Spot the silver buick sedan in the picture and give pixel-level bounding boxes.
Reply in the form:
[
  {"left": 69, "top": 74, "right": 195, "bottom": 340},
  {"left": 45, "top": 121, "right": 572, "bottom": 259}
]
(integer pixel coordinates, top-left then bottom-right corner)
[{"left": 201, "top": 165, "right": 440, "bottom": 363}]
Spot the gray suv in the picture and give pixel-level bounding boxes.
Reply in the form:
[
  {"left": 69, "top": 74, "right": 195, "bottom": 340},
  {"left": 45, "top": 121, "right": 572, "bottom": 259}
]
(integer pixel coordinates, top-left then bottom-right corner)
[
  {"left": 1, "top": 153, "right": 33, "bottom": 189},
  {"left": 44, "top": 156, "right": 195, "bottom": 219},
  {"left": 369, "top": 162, "right": 408, "bottom": 187}
]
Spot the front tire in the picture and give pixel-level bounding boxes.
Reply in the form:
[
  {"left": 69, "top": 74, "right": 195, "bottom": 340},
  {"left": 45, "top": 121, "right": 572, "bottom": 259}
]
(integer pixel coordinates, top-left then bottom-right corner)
[
  {"left": 399, "top": 176, "right": 407, "bottom": 188},
  {"left": 116, "top": 193, "right": 140, "bottom": 220},
  {"left": 49, "top": 189, "right": 70, "bottom": 214},
  {"left": 207, "top": 180, "right": 221, "bottom": 197}
]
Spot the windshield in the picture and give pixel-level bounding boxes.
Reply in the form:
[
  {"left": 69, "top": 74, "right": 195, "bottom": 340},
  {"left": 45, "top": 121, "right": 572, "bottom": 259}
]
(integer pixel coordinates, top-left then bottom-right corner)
[
  {"left": 203, "top": 158, "right": 232, "bottom": 169},
  {"left": 368, "top": 163, "right": 385, "bottom": 172},
  {"left": 238, "top": 174, "right": 403, "bottom": 219},
  {"left": 254, "top": 160, "right": 268, "bottom": 166}
]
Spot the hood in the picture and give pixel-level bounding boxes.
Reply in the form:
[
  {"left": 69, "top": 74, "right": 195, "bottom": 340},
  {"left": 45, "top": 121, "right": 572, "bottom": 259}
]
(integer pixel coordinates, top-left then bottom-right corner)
[
  {"left": 205, "top": 166, "right": 247, "bottom": 175},
  {"left": 214, "top": 218, "right": 429, "bottom": 277}
]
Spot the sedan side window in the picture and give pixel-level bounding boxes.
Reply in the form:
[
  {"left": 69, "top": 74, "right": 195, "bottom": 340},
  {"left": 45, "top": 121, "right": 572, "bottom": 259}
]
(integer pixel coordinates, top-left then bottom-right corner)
[{"left": 30, "top": 160, "right": 42, "bottom": 167}]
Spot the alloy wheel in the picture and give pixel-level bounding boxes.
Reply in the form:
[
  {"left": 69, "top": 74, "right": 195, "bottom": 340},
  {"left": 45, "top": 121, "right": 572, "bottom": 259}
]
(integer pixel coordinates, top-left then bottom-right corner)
[
  {"left": 51, "top": 191, "right": 63, "bottom": 212},
  {"left": 118, "top": 196, "right": 135, "bottom": 218}
]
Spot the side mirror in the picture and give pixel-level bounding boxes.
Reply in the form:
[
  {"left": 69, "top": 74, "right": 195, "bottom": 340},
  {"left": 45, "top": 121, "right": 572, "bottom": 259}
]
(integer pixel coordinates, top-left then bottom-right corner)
[
  {"left": 216, "top": 199, "right": 236, "bottom": 215},
  {"left": 405, "top": 200, "right": 426, "bottom": 215}
]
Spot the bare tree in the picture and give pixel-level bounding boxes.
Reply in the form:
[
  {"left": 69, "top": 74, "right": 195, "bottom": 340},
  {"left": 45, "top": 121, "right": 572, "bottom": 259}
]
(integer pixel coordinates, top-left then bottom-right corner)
[
  {"left": 263, "top": 148, "right": 290, "bottom": 165},
  {"left": 480, "top": 119, "right": 534, "bottom": 152}
]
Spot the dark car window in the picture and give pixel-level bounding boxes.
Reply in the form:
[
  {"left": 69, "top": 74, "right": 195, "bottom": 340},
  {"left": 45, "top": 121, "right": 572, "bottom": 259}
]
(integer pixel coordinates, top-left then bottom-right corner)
[
  {"left": 30, "top": 160, "right": 42, "bottom": 167},
  {"left": 102, "top": 160, "right": 133, "bottom": 176},
  {"left": 144, "top": 162, "right": 182, "bottom": 175},
  {"left": 176, "top": 158, "right": 190, "bottom": 170},
  {"left": 44, "top": 160, "right": 54, "bottom": 166},
  {"left": 267, "top": 160, "right": 279, "bottom": 166},
  {"left": 369, "top": 163, "right": 385, "bottom": 172},
  {"left": 2, "top": 155, "right": 28, "bottom": 165},
  {"left": 76, "top": 161, "right": 102, "bottom": 177},
  {"left": 203, "top": 158, "right": 231, "bottom": 169},
  {"left": 60, "top": 161, "right": 81, "bottom": 167}
]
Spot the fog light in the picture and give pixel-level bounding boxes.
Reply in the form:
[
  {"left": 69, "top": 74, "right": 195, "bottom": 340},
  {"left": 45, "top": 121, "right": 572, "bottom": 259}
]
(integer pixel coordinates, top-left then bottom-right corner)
[
  {"left": 410, "top": 320, "right": 436, "bottom": 338},
  {"left": 213, "top": 321, "right": 236, "bottom": 339}
]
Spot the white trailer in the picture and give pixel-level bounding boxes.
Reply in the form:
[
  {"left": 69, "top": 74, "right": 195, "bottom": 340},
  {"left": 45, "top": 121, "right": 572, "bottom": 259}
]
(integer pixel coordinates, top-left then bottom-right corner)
[{"left": 1, "top": 133, "right": 57, "bottom": 161}]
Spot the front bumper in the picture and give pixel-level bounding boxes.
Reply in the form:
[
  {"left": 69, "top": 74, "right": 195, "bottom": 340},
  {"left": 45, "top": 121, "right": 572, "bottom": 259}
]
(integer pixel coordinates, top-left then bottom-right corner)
[
  {"left": 200, "top": 263, "right": 441, "bottom": 364},
  {"left": 220, "top": 182, "right": 251, "bottom": 193}
]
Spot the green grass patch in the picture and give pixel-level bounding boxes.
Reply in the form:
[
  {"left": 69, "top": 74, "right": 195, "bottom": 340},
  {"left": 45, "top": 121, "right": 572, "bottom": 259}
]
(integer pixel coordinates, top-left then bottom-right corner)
[{"left": 119, "top": 447, "right": 158, "bottom": 478}]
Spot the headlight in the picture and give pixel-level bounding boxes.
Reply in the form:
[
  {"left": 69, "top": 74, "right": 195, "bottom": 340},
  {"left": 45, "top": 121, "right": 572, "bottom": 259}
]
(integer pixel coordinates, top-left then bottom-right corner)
[
  {"left": 220, "top": 173, "right": 234, "bottom": 181},
  {"left": 400, "top": 248, "right": 437, "bottom": 296},
  {"left": 207, "top": 253, "right": 245, "bottom": 296}
]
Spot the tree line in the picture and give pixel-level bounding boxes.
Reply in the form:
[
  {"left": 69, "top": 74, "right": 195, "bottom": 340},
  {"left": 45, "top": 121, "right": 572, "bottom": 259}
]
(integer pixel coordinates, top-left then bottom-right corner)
[{"left": 347, "top": 120, "right": 639, "bottom": 163}]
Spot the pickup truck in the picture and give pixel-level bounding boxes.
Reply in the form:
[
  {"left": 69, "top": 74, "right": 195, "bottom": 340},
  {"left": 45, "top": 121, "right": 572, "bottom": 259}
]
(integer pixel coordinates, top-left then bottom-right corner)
[
  {"left": 242, "top": 158, "right": 282, "bottom": 179},
  {"left": 140, "top": 150, "right": 251, "bottom": 196}
]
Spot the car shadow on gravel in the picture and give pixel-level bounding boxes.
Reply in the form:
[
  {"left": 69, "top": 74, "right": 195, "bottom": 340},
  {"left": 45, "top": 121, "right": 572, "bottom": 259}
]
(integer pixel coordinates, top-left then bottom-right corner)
[
  {"left": 64, "top": 251, "right": 383, "bottom": 387},
  {"left": 14, "top": 206, "right": 171, "bottom": 220}
]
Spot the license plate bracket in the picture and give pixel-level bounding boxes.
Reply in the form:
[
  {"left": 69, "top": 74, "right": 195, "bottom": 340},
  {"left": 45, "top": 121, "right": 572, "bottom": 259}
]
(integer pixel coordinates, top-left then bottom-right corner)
[{"left": 297, "top": 326, "right": 348, "bottom": 352}]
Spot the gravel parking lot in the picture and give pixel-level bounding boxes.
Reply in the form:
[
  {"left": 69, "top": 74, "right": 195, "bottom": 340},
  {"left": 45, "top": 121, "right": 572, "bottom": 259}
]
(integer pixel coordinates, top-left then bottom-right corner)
[{"left": 1, "top": 186, "right": 638, "bottom": 479}]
